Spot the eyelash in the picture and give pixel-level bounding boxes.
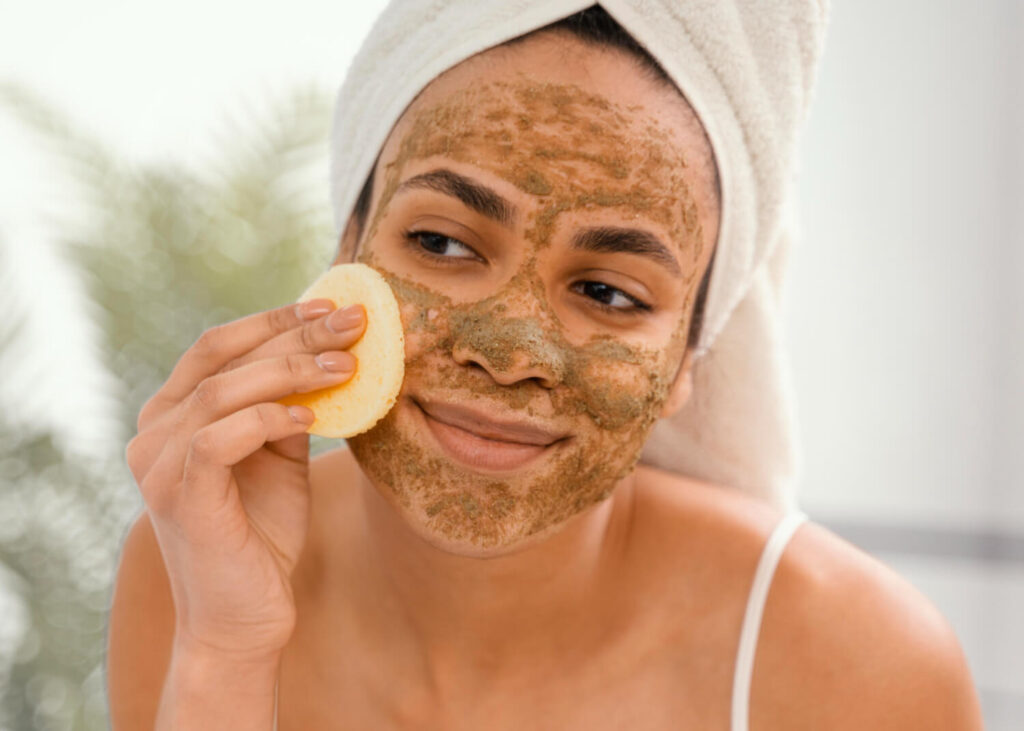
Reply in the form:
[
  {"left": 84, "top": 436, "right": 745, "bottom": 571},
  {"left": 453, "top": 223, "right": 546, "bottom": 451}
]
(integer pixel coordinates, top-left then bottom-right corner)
[
  {"left": 401, "top": 228, "right": 653, "bottom": 315},
  {"left": 402, "top": 228, "right": 481, "bottom": 265},
  {"left": 572, "top": 282, "right": 652, "bottom": 315}
]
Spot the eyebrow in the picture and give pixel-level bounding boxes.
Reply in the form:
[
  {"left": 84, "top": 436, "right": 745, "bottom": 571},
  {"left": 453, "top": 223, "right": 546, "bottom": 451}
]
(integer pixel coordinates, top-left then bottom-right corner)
[
  {"left": 394, "top": 168, "right": 682, "bottom": 277},
  {"left": 571, "top": 227, "right": 682, "bottom": 277},
  {"left": 394, "top": 168, "right": 517, "bottom": 228}
]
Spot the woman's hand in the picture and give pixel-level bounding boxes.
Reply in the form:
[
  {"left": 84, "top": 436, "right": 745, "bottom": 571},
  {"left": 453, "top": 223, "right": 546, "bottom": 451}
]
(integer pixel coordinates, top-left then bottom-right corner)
[{"left": 125, "top": 298, "right": 366, "bottom": 662}]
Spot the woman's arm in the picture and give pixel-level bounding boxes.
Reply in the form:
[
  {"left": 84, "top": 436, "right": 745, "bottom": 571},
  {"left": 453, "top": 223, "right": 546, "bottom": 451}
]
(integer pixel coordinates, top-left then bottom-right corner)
[
  {"left": 108, "top": 299, "right": 364, "bottom": 728},
  {"left": 155, "top": 636, "right": 280, "bottom": 730},
  {"left": 108, "top": 512, "right": 282, "bottom": 730}
]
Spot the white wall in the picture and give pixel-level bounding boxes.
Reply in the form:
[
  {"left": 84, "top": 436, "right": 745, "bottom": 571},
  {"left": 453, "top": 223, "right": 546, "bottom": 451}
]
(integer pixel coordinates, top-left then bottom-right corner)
[
  {"left": 792, "top": 0, "right": 1022, "bottom": 530},
  {"left": 789, "top": 0, "right": 1024, "bottom": 724}
]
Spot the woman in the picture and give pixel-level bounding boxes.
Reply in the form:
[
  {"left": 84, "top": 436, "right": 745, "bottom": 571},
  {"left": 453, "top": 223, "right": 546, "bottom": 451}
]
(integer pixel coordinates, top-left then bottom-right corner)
[{"left": 107, "top": 4, "right": 983, "bottom": 729}]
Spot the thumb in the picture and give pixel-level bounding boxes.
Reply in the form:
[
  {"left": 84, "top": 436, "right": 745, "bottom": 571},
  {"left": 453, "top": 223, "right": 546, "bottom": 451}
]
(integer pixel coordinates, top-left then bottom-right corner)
[{"left": 266, "top": 431, "right": 312, "bottom": 463}]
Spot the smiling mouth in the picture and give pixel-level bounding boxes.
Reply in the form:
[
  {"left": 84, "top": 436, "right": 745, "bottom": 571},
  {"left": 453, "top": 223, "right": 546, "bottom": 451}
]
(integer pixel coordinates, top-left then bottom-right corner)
[{"left": 412, "top": 397, "right": 568, "bottom": 472}]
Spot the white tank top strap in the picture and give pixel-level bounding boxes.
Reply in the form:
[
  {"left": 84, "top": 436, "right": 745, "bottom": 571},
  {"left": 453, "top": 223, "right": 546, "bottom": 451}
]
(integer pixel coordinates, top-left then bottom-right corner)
[
  {"left": 730, "top": 510, "right": 808, "bottom": 731},
  {"left": 273, "top": 676, "right": 279, "bottom": 731}
]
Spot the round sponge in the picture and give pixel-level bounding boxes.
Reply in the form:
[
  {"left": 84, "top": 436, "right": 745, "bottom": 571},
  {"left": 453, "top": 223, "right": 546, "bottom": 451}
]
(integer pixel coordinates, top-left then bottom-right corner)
[{"left": 278, "top": 263, "right": 405, "bottom": 438}]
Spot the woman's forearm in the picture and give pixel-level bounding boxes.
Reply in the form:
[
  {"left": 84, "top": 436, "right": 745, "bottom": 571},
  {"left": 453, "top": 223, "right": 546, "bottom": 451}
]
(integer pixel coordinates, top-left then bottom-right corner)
[{"left": 155, "top": 638, "right": 280, "bottom": 731}]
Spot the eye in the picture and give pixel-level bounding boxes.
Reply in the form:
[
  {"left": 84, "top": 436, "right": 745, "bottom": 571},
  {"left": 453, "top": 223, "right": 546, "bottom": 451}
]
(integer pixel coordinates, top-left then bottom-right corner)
[
  {"left": 403, "top": 229, "right": 482, "bottom": 262},
  {"left": 572, "top": 281, "right": 652, "bottom": 314}
]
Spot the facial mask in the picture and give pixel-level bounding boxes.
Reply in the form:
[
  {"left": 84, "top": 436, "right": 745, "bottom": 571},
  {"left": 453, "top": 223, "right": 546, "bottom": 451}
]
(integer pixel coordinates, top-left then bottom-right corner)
[{"left": 347, "top": 79, "right": 703, "bottom": 549}]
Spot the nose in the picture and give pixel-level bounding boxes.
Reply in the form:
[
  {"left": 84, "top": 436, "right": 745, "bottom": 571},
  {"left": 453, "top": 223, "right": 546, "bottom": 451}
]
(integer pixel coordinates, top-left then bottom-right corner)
[
  {"left": 452, "top": 339, "right": 562, "bottom": 389},
  {"left": 449, "top": 309, "right": 567, "bottom": 390}
]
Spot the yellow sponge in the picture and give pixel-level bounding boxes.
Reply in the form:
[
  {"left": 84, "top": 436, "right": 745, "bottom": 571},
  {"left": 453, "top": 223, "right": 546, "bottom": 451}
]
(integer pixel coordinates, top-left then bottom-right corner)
[{"left": 278, "top": 263, "right": 404, "bottom": 438}]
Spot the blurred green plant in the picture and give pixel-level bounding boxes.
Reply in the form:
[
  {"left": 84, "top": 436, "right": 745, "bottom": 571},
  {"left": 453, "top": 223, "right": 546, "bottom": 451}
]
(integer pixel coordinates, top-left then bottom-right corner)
[{"left": 0, "top": 81, "right": 339, "bottom": 729}]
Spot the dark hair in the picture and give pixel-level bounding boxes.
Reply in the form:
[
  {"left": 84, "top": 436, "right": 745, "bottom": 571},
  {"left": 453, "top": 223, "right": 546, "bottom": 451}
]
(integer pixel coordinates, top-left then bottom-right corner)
[{"left": 349, "top": 5, "right": 716, "bottom": 351}]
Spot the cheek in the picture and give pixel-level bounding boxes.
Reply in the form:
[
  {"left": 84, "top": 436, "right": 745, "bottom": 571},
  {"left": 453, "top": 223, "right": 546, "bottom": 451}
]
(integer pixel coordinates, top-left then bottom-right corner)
[
  {"left": 558, "top": 352, "right": 676, "bottom": 433},
  {"left": 368, "top": 268, "right": 454, "bottom": 360},
  {"left": 400, "top": 303, "right": 444, "bottom": 360}
]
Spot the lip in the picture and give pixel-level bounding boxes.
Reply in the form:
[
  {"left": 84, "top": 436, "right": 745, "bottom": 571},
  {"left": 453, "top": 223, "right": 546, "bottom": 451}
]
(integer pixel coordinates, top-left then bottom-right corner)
[
  {"left": 413, "top": 398, "right": 569, "bottom": 472},
  {"left": 416, "top": 399, "right": 567, "bottom": 445}
]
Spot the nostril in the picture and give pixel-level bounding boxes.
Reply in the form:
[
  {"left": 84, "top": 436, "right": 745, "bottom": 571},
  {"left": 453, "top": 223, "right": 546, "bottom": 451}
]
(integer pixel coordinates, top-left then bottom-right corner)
[
  {"left": 452, "top": 345, "right": 483, "bottom": 369},
  {"left": 531, "top": 375, "right": 556, "bottom": 390},
  {"left": 451, "top": 340, "right": 563, "bottom": 389}
]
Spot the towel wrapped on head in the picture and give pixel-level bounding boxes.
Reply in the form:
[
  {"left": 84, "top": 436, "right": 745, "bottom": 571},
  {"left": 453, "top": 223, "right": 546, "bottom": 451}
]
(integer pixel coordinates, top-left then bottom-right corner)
[{"left": 328, "top": 0, "right": 829, "bottom": 509}]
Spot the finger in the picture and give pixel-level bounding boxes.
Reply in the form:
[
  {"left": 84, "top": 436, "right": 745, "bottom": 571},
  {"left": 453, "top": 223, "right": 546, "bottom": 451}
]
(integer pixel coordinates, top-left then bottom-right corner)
[
  {"left": 263, "top": 431, "right": 311, "bottom": 464},
  {"left": 150, "top": 299, "right": 338, "bottom": 414},
  {"left": 130, "top": 348, "right": 355, "bottom": 483},
  {"left": 182, "top": 404, "right": 315, "bottom": 513},
  {"left": 218, "top": 304, "right": 366, "bottom": 376},
  {"left": 140, "top": 402, "right": 315, "bottom": 517},
  {"left": 126, "top": 429, "right": 164, "bottom": 483},
  {"left": 148, "top": 350, "right": 353, "bottom": 493},
  {"left": 183, "top": 350, "right": 356, "bottom": 432},
  {"left": 128, "top": 396, "right": 192, "bottom": 484},
  {"left": 182, "top": 403, "right": 313, "bottom": 507}
]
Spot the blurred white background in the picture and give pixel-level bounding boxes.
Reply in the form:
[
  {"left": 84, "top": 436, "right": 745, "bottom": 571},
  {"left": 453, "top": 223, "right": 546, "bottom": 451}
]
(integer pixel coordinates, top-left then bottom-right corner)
[
  {"left": 1, "top": 0, "right": 1021, "bottom": 728},
  {"left": 790, "top": 1, "right": 1023, "bottom": 726}
]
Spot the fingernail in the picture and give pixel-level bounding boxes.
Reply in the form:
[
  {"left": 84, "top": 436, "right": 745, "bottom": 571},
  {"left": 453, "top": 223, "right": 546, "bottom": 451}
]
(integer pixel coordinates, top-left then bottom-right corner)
[
  {"left": 288, "top": 405, "right": 315, "bottom": 423},
  {"left": 297, "top": 299, "right": 335, "bottom": 320},
  {"left": 316, "top": 351, "right": 356, "bottom": 372},
  {"left": 326, "top": 305, "right": 365, "bottom": 334}
]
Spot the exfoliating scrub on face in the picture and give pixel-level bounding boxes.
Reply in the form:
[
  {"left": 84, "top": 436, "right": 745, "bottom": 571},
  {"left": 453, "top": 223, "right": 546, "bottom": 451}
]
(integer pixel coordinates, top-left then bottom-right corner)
[{"left": 347, "top": 80, "right": 702, "bottom": 550}]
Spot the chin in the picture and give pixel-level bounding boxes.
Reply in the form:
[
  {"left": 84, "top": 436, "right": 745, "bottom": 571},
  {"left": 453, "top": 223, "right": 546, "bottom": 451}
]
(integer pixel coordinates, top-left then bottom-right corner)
[{"left": 369, "top": 474, "right": 616, "bottom": 560}]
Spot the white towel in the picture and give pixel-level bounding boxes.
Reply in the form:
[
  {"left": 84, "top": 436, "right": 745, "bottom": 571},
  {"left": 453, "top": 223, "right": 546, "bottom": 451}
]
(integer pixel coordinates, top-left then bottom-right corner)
[{"left": 328, "top": 0, "right": 829, "bottom": 509}]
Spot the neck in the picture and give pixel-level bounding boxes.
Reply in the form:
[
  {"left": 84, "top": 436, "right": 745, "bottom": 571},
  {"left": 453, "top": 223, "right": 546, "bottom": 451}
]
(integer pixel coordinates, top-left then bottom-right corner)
[{"left": 342, "top": 467, "right": 638, "bottom": 695}]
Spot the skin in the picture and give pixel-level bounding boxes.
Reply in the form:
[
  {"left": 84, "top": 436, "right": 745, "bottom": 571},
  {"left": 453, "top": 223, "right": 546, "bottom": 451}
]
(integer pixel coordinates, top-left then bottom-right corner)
[
  {"left": 105, "top": 31, "right": 984, "bottom": 731},
  {"left": 342, "top": 70, "right": 712, "bottom": 554}
]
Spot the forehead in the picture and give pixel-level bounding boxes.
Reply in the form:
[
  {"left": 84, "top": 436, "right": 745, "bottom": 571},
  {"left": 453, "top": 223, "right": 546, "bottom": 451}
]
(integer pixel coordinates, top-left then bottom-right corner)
[
  {"left": 379, "top": 33, "right": 714, "bottom": 184},
  {"left": 386, "top": 32, "right": 707, "bottom": 149},
  {"left": 369, "top": 33, "right": 718, "bottom": 259}
]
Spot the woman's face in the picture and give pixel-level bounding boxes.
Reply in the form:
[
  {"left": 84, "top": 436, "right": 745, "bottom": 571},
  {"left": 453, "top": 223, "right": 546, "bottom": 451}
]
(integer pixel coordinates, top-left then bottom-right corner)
[{"left": 336, "top": 32, "right": 719, "bottom": 556}]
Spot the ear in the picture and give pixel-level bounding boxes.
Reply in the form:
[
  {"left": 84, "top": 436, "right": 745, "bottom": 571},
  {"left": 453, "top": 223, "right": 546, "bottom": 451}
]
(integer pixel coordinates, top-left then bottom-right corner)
[
  {"left": 659, "top": 349, "right": 696, "bottom": 419},
  {"left": 332, "top": 213, "right": 362, "bottom": 266}
]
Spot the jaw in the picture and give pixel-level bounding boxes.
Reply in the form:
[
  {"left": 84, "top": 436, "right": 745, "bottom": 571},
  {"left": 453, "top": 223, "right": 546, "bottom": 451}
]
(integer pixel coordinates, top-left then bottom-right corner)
[{"left": 347, "top": 365, "right": 661, "bottom": 555}]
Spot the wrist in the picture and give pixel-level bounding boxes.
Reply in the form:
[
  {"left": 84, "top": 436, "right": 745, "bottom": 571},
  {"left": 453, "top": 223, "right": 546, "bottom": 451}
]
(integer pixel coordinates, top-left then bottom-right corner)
[
  {"left": 174, "top": 627, "right": 287, "bottom": 669},
  {"left": 157, "top": 634, "right": 281, "bottom": 730}
]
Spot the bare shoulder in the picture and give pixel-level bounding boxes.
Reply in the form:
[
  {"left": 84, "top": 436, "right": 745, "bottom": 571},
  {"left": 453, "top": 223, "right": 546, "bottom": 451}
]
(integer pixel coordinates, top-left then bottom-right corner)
[
  {"left": 107, "top": 510, "right": 175, "bottom": 730},
  {"left": 629, "top": 465, "right": 983, "bottom": 730},
  {"left": 755, "top": 517, "right": 984, "bottom": 730}
]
